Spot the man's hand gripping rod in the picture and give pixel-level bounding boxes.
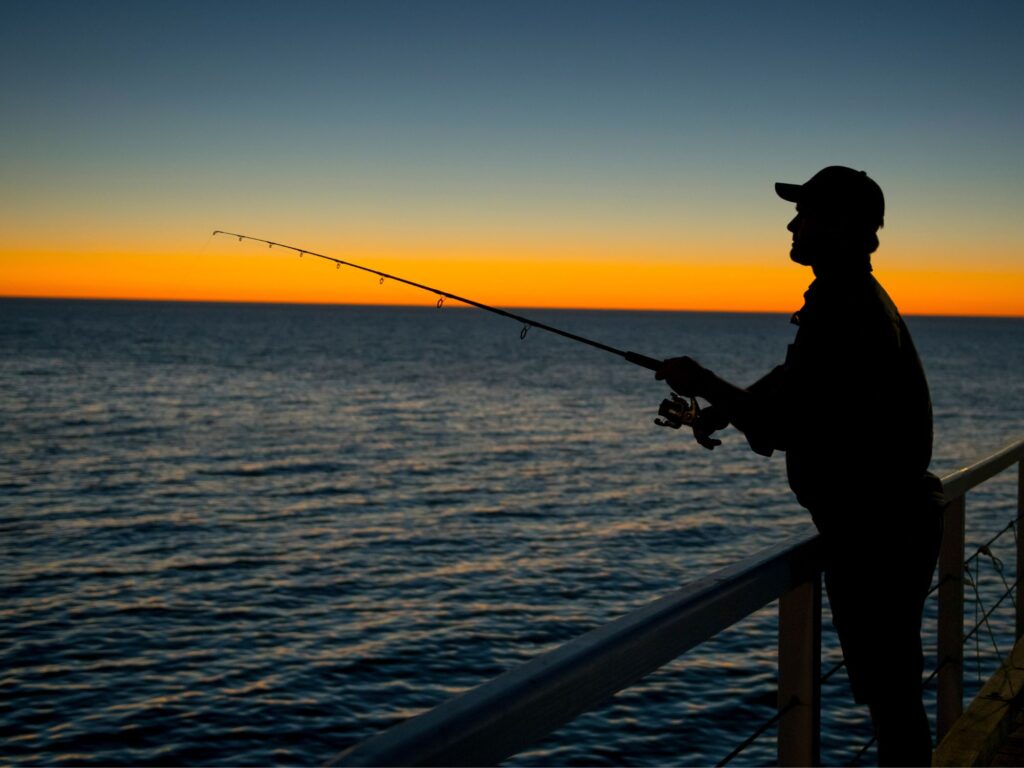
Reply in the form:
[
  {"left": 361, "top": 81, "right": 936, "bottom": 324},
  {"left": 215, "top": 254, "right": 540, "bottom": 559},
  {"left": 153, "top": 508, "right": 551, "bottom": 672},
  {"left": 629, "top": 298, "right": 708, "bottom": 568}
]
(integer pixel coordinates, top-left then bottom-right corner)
[
  {"left": 620, "top": 354, "right": 701, "bottom": 429},
  {"left": 212, "top": 230, "right": 701, "bottom": 430}
]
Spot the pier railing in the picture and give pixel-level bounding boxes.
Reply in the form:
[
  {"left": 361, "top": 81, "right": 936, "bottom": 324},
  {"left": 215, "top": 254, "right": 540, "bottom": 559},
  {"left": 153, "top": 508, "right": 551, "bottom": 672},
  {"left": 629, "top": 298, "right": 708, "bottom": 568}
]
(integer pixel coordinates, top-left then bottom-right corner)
[
  {"left": 334, "top": 438, "right": 1024, "bottom": 767},
  {"left": 934, "top": 439, "right": 1024, "bottom": 742}
]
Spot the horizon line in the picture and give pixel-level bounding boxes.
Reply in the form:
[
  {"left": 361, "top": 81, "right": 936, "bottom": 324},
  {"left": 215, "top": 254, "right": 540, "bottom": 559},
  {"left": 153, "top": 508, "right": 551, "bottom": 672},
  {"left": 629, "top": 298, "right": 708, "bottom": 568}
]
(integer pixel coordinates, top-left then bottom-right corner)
[{"left": 3, "top": 293, "right": 1022, "bottom": 320}]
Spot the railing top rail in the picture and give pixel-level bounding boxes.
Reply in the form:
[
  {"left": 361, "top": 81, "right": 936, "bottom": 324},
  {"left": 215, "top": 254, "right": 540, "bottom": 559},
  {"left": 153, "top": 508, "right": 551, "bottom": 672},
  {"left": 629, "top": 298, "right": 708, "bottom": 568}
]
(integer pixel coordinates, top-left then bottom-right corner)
[
  {"left": 333, "top": 437, "right": 1024, "bottom": 767},
  {"left": 334, "top": 533, "right": 823, "bottom": 767},
  {"left": 941, "top": 438, "right": 1024, "bottom": 501}
]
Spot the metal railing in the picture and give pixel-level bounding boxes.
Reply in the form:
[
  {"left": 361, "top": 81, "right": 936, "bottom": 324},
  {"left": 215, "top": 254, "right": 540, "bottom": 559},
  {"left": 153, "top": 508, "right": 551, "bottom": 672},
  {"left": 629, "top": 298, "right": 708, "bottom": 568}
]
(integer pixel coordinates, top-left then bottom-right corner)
[
  {"left": 334, "top": 438, "right": 1024, "bottom": 766},
  {"left": 935, "top": 439, "right": 1024, "bottom": 741}
]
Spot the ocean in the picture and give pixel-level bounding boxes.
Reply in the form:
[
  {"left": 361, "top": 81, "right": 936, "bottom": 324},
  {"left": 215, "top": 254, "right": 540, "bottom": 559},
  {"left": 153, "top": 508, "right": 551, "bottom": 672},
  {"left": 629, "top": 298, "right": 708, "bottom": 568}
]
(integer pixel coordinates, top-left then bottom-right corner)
[{"left": 2, "top": 298, "right": 1023, "bottom": 765}]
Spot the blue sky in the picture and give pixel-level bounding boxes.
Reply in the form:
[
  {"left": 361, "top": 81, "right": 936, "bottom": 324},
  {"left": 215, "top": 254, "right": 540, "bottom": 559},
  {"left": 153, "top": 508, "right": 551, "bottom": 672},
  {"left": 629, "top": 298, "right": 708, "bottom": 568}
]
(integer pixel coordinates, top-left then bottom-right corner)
[{"left": 2, "top": 0, "right": 1022, "bottom": 311}]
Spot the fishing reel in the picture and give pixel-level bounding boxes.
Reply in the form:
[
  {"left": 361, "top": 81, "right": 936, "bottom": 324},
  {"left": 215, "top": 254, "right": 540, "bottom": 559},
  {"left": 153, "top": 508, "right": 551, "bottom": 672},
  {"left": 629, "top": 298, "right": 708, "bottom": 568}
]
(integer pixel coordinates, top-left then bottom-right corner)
[{"left": 654, "top": 392, "right": 700, "bottom": 429}]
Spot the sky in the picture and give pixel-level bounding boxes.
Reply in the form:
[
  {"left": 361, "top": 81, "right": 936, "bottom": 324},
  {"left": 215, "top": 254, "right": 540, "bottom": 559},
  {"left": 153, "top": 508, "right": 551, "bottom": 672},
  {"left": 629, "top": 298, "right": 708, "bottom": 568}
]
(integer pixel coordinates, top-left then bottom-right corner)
[{"left": 1, "top": 0, "right": 1022, "bottom": 315}]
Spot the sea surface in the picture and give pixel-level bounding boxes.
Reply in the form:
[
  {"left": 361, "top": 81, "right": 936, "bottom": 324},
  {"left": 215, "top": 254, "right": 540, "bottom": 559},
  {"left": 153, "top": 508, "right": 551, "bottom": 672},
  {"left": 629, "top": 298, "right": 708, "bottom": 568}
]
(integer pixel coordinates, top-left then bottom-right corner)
[{"left": 2, "top": 298, "right": 1023, "bottom": 766}]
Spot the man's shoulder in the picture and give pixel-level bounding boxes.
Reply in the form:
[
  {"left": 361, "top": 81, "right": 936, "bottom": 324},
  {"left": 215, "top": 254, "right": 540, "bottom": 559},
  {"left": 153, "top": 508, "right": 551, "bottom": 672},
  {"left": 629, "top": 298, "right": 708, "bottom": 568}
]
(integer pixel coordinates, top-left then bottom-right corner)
[
  {"left": 867, "top": 275, "right": 901, "bottom": 320},
  {"left": 821, "top": 274, "right": 900, "bottom": 318},
  {"left": 801, "top": 274, "right": 901, "bottom": 341}
]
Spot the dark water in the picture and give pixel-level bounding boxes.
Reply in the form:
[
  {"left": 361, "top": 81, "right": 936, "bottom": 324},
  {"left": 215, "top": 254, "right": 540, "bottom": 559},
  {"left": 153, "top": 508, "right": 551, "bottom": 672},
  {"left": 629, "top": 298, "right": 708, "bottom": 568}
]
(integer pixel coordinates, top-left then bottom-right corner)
[{"left": 2, "top": 298, "right": 1022, "bottom": 765}]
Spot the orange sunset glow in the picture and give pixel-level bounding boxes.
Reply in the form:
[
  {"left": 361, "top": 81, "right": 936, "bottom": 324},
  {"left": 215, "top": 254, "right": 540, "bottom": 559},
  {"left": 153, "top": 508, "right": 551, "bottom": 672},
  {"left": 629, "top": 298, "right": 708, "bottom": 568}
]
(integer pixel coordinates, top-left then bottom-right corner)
[{"left": 4, "top": 242, "right": 1021, "bottom": 317}]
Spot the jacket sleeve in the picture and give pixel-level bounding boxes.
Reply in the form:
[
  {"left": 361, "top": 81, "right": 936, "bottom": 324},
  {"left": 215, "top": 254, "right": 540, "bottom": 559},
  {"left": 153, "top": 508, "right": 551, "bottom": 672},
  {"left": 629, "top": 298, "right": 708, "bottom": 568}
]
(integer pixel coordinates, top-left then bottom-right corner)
[{"left": 732, "top": 364, "right": 790, "bottom": 457}]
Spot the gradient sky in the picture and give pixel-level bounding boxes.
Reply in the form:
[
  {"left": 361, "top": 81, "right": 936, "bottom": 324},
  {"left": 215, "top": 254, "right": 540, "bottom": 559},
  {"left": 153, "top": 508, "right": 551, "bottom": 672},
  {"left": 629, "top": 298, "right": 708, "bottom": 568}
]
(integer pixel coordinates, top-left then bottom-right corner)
[{"left": 2, "top": 0, "right": 1022, "bottom": 314}]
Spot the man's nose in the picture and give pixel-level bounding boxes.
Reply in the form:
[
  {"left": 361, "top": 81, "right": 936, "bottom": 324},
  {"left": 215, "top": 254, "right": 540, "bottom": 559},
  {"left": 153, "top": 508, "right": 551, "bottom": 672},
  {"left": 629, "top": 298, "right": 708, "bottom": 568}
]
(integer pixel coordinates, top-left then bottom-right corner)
[{"left": 787, "top": 215, "right": 799, "bottom": 233}]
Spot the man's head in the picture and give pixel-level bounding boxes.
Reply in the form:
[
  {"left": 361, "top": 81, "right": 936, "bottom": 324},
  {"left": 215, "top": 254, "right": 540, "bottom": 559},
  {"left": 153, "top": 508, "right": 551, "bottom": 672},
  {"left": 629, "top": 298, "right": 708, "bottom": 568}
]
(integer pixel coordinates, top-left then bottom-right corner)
[{"left": 776, "top": 166, "right": 885, "bottom": 268}]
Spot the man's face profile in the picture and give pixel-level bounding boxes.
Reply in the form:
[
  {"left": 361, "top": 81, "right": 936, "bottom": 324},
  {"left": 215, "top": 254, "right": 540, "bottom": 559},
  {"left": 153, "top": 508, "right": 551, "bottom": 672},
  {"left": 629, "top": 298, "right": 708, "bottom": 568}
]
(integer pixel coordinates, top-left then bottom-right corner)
[
  {"left": 787, "top": 205, "right": 874, "bottom": 267},
  {"left": 787, "top": 207, "right": 829, "bottom": 266}
]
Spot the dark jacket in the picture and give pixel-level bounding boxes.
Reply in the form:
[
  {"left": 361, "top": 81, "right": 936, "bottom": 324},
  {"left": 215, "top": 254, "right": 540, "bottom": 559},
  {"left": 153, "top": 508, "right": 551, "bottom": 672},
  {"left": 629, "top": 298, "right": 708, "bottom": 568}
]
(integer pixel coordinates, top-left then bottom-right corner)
[{"left": 742, "top": 265, "right": 940, "bottom": 530}]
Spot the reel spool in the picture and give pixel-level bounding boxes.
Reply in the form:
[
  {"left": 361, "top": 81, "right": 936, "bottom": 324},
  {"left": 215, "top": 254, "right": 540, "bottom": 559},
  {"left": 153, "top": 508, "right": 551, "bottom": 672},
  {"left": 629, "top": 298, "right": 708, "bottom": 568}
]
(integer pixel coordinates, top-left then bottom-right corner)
[{"left": 654, "top": 392, "right": 700, "bottom": 429}]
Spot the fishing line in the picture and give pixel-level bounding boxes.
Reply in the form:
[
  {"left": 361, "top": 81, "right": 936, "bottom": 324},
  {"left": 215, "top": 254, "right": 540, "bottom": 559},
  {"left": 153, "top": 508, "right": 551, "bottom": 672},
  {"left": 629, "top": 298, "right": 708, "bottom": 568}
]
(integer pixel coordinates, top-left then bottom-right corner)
[{"left": 212, "top": 230, "right": 699, "bottom": 429}]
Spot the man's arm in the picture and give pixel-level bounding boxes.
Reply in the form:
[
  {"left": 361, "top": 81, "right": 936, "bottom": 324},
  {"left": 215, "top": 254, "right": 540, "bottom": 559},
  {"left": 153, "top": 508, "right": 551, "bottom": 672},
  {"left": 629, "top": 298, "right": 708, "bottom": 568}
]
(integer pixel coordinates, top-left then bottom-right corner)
[{"left": 656, "top": 357, "right": 786, "bottom": 456}]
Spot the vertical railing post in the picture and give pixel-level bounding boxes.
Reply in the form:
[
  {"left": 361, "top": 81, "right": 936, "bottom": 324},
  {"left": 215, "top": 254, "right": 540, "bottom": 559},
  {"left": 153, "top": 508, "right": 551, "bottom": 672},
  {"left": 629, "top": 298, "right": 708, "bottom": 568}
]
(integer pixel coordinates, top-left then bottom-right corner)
[
  {"left": 937, "top": 494, "right": 966, "bottom": 741},
  {"left": 778, "top": 575, "right": 821, "bottom": 767},
  {"left": 1017, "top": 461, "right": 1024, "bottom": 641}
]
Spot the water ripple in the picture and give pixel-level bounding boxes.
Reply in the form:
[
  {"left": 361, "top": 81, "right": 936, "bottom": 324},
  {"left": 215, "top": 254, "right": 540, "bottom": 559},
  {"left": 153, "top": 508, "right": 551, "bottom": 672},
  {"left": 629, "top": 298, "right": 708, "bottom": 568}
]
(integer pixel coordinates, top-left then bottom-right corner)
[{"left": 2, "top": 301, "right": 1022, "bottom": 765}]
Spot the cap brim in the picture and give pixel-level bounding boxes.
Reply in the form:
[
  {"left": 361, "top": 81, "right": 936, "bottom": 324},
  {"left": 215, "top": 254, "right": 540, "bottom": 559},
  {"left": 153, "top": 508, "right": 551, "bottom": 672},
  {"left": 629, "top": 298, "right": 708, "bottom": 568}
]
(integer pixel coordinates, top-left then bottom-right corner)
[{"left": 775, "top": 182, "right": 802, "bottom": 203}]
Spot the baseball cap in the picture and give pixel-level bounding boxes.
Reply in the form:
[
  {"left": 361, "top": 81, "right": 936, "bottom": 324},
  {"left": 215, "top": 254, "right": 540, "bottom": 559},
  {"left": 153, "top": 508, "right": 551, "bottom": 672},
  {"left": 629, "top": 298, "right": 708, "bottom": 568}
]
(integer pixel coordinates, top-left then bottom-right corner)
[{"left": 775, "top": 166, "right": 885, "bottom": 229}]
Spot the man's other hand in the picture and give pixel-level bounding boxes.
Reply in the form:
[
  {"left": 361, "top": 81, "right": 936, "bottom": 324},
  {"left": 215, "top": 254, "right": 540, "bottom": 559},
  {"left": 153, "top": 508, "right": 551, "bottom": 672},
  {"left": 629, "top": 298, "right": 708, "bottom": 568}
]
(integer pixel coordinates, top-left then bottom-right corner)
[{"left": 692, "top": 405, "right": 729, "bottom": 450}]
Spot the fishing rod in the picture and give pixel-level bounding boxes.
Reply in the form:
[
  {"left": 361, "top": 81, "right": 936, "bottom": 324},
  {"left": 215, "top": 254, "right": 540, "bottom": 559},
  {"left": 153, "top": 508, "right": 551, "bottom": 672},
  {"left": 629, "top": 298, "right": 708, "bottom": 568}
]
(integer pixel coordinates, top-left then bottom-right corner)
[{"left": 212, "top": 230, "right": 699, "bottom": 430}]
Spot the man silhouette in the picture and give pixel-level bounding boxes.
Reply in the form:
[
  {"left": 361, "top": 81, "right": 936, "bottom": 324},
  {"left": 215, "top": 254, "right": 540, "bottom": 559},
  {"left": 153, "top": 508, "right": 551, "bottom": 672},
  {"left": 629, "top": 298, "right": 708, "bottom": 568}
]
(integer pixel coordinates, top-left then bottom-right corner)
[{"left": 656, "top": 166, "right": 944, "bottom": 766}]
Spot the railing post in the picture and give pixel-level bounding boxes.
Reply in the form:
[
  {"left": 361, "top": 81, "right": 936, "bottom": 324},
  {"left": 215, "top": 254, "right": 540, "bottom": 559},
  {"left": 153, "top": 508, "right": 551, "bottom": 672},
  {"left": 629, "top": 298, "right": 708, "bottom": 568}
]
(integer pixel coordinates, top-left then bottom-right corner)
[
  {"left": 1017, "top": 461, "right": 1024, "bottom": 641},
  {"left": 937, "top": 494, "right": 966, "bottom": 741},
  {"left": 778, "top": 575, "right": 821, "bottom": 767}
]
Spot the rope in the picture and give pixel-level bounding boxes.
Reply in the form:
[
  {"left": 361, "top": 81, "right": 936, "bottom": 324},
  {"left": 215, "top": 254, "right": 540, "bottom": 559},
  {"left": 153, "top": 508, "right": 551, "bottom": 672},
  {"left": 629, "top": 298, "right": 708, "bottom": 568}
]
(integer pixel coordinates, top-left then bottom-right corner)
[
  {"left": 963, "top": 517, "right": 1021, "bottom": 567},
  {"left": 981, "top": 542, "right": 1017, "bottom": 611},
  {"left": 963, "top": 566, "right": 1018, "bottom": 698},
  {"left": 974, "top": 557, "right": 984, "bottom": 682},
  {"left": 962, "top": 576, "right": 1018, "bottom": 646},
  {"left": 715, "top": 697, "right": 797, "bottom": 767},
  {"left": 821, "top": 658, "right": 847, "bottom": 684},
  {"left": 849, "top": 733, "right": 878, "bottom": 766},
  {"left": 922, "top": 656, "right": 950, "bottom": 690}
]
